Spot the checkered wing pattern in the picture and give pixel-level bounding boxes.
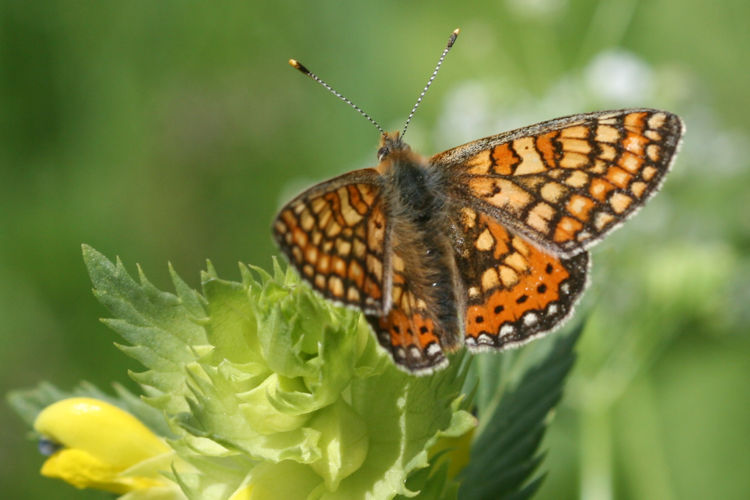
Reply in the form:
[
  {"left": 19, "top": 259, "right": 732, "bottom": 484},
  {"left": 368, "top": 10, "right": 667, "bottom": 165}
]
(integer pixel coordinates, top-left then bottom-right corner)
[
  {"left": 365, "top": 244, "right": 450, "bottom": 374},
  {"left": 451, "top": 208, "right": 588, "bottom": 350},
  {"left": 273, "top": 169, "right": 387, "bottom": 313},
  {"left": 434, "top": 109, "right": 684, "bottom": 257}
]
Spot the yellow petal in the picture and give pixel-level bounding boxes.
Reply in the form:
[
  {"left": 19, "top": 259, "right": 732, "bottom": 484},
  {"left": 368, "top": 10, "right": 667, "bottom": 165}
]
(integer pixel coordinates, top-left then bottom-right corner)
[
  {"left": 34, "top": 397, "right": 170, "bottom": 470},
  {"left": 40, "top": 447, "right": 163, "bottom": 494}
]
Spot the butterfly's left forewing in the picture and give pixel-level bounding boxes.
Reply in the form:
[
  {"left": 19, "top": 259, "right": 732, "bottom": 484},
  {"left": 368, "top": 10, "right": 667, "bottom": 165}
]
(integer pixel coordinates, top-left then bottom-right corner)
[
  {"left": 273, "top": 168, "right": 388, "bottom": 313},
  {"left": 435, "top": 109, "right": 684, "bottom": 257}
]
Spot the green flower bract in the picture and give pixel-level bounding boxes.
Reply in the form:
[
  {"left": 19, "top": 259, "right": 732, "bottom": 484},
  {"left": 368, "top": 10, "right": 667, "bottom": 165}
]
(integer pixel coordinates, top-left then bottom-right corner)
[{"left": 82, "top": 246, "right": 474, "bottom": 500}]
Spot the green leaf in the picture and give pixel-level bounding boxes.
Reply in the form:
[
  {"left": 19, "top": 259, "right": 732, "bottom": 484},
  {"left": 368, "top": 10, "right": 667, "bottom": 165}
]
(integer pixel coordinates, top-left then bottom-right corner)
[
  {"left": 322, "top": 353, "right": 474, "bottom": 499},
  {"left": 458, "top": 321, "right": 584, "bottom": 500},
  {"left": 400, "top": 457, "right": 459, "bottom": 500},
  {"left": 83, "top": 244, "right": 206, "bottom": 415},
  {"left": 76, "top": 246, "right": 476, "bottom": 498}
]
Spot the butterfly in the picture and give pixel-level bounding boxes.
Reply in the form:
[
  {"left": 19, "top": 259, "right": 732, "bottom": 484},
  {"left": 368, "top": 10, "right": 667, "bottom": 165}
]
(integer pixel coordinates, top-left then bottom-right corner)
[{"left": 273, "top": 30, "right": 684, "bottom": 374}]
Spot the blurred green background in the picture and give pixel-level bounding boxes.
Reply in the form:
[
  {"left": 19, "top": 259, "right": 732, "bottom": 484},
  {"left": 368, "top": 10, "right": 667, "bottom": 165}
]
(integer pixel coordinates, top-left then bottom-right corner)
[{"left": 1, "top": 0, "right": 748, "bottom": 498}]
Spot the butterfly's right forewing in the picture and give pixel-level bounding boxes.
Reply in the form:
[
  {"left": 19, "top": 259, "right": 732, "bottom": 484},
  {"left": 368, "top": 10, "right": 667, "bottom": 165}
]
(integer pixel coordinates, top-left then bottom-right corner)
[
  {"left": 273, "top": 169, "right": 388, "bottom": 313},
  {"left": 434, "top": 109, "right": 684, "bottom": 257}
]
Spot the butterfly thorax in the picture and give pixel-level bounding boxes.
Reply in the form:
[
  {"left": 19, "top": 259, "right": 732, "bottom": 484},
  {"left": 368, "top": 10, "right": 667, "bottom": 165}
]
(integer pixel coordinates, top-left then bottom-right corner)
[{"left": 376, "top": 131, "right": 462, "bottom": 350}]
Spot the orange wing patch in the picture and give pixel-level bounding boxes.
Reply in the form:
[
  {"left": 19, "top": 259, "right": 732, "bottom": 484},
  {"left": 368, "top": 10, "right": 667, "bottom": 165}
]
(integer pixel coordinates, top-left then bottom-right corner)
[
  {"left": 366, "top": 282, "right": 447, "bottom": 374},
  {"left": 273, "top": 170, "right": 386, "bottom": 312},
  {"left": 453, "top": 211, "right": 589, "bottom": 350},
  {"left": 442, "top": 109, "right": 684, "bottom": 256}
]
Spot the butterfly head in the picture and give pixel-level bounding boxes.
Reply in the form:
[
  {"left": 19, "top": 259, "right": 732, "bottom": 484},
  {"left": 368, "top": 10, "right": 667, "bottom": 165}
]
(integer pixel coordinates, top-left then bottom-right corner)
[
  {"left": 376, "top": 131, "right": 422, "bottom": 173},
  {"left": 377, "top": 130, "right": 411, "bottom": 160}
]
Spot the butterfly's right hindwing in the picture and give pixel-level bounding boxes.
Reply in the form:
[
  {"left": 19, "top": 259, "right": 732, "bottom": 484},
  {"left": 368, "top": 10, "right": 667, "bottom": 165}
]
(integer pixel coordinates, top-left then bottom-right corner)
[{"left": 450, "top": 208, "right": 589, "bottom": 350}]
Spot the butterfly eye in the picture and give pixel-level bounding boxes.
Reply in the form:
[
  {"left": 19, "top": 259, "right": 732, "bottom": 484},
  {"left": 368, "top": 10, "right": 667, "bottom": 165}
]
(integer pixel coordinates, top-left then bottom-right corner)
[{"left": 377, "top": 146, "right": 390, "bottom": 160}]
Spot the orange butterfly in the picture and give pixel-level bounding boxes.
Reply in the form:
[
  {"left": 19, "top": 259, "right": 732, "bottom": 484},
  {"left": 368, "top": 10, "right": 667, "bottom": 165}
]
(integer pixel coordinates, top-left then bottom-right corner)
[{"left": 273, "top": 30, "right": 684, "bottom": 374}]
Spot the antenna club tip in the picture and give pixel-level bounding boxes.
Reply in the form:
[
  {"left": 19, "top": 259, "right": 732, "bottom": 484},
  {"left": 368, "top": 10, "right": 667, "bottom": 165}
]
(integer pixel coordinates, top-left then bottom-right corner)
[
  {"left": 288, "top": 59, "right": 311, "bottom": 75},
  {"left": 448, "top": 28, "right": 460, "bottom": 47}
]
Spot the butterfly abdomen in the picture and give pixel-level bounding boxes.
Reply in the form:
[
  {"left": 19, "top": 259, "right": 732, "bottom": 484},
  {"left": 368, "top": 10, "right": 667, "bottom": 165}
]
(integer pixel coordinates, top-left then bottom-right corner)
[{"left": 383, "top": 157, "right": 461, "bottom": 348}]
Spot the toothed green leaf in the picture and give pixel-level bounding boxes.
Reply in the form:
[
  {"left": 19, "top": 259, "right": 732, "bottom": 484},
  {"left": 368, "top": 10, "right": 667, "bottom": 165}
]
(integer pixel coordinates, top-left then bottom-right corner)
[
  {"left": 79, "top": 247, "right": 474, "bottom": 498},
  {"left": 458, "top": 322, "right": 584, "bottom": 500}
]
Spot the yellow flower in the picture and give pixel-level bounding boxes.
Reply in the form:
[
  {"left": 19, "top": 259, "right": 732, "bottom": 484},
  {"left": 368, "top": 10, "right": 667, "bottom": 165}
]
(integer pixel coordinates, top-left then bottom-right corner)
[{"left": 34, "top": 397, "right": 179, "bottom": 496}]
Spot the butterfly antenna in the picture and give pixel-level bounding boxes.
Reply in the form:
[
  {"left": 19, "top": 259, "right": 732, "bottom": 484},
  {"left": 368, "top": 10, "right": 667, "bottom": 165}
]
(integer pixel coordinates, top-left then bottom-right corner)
[
  {"left": 401, "top": 28, "right": 460, "bottom": 140},
  {"left": 289, "top": 59, "right": 385, "bottom": 135}
]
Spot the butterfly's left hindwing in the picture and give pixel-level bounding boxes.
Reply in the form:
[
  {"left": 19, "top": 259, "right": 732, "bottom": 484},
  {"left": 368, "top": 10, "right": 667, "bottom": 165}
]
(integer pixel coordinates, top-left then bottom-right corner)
[
  {"left": 365, "top": 257, "right": 449, "bottom": 374},
  {"left": 273, "top": 168, "right": 388, "bottom": 313}
]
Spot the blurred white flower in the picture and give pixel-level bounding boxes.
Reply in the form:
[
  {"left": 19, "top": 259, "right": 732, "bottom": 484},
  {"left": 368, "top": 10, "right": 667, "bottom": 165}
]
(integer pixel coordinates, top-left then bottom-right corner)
[
  {"left": 680, "top": 104, "right": 748, "bottom": 177},
  {"left": 506, "top": 0, "right": 567, "bottom": 19},
  {"left": 584, "top": 50, "right": 654, "bottom": 104},
  {"left": 437, "top": 80, "right": 493, "bottom": 145},
  {"left": 436, "top": 49, "right": 659, "bottom": 148}
]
